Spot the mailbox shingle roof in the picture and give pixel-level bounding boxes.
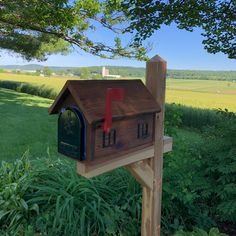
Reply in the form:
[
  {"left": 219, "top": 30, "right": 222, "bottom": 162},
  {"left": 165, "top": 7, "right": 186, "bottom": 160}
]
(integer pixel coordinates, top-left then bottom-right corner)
[{"left": 49, "top": 80, "right": 161, "bottom": 124}]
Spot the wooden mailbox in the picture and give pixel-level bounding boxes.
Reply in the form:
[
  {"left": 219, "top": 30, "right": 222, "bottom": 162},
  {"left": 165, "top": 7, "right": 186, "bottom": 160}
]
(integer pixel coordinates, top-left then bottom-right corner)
[
  {"left": 49, "top": 55, "right": 172, "bottom": 236},
  {"left": 49, "top": 80, "right": 161, "bottom": 163}
]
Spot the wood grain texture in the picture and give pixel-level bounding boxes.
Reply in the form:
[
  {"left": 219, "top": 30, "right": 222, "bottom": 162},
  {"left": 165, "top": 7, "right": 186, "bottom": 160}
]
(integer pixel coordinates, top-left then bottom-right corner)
[
  {"left": 77, "top": 145, "right": 155, "bottom": 178},
  {"left": 142, "top": 182, "right": 153, "bottom": 236},
  {"left": 49, "top": 80, "right": 161, "bottom": 124},
  {"left": 126, "top": 160, "right": 154, "bottom": 190},
  {"left": 145, "top": 55, "right": 167, "bottom": 236},
  {"left": 93, "top": 115, "right": 154, "bottom": 160},
  {"left": 76, "top": 136, "right": 172, "bottom": 178}
]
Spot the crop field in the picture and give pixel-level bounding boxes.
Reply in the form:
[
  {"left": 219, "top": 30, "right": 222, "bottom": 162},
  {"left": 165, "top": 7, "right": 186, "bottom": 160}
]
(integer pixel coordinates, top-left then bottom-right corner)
[
  {"left": 0, "top": 72, "right": 76, "bottom": 92},
  {"left": 167, "top": 79, "right": 236, "bottom": 94},
  {"left": 166, "top": 79, "right": 236, "bottom": 111},
  {"left": 0, "top": 73, "right": 236, "bottom": 111},
  {"left": 166, "top": 90, "right": 236, "bottom": 111}
]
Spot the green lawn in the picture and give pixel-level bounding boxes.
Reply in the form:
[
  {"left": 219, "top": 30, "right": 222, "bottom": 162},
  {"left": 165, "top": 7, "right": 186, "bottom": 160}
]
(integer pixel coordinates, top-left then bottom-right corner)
[{"left": 0, "top": 88, "right": 63, "bottom": 161}]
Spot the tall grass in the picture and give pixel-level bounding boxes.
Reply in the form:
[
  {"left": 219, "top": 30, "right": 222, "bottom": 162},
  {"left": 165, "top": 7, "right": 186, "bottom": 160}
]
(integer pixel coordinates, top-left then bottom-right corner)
[
  {"left": 0, "top": 156, "right": 142, "bottom": 235},
  {"left": 166, "top": 103, "right": 225, "bottom": 129}
]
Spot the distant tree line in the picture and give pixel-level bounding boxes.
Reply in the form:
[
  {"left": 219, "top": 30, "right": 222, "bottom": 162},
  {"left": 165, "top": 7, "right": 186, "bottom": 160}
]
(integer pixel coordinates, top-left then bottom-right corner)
[
  {"left": 66, "top": 67, "right": 236, "bottom": 81},
  {"left": 167, "top": 70, "right": 236, "bottom": 81},
  {"left": 0, "top": 66, "right": 235, "bottom": 81}
]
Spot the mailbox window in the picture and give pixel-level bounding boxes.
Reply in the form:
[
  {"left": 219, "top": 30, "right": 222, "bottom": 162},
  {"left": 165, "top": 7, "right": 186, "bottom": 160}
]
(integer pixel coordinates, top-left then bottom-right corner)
[
  {"left": 137, "top": 123, "right": 149, "bottom": 139},
  {"left": 103, "top": 129, "right": 116, "bottom": 148}
]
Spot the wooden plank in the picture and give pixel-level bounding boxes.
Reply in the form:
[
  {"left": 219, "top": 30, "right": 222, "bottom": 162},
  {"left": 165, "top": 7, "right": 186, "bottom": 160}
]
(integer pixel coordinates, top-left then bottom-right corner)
[
  {"left": 77, "top": 145, "right": 154, "bottom": 178},
  {"left": 126, "top": 136, "right": 172, "bottom": 190},
  {"left": 145, "top": 55, "right": 167, "bottom": 236},
  {"left": 142, "top": 182, "right": 153, "bottom": 236},
  {"left": 125, "top": 160, "right": 154, "bottom": 190},
  {"left": 76, "top": 136, "right": 172, "bottom": 178},
  {"left": 163, "top": 136, "right": 172, "bottom": 153}
]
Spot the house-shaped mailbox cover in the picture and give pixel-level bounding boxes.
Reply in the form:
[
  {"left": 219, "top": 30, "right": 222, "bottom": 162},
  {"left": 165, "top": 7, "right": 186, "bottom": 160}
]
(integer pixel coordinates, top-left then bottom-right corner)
[{"left": 49, "top": 80, "right": 161, "bottom": 163}]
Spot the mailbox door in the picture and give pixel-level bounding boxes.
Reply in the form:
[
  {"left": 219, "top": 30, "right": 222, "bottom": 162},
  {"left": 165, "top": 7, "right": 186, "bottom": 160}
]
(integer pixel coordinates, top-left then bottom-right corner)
[{"left": 58, "top": 107, "right": 86, "bottom": 160}]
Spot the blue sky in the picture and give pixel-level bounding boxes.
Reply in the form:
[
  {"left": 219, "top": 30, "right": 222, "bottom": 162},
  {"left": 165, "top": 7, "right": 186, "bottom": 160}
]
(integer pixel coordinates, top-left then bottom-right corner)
[{"left": 0, "top": 24, "right": 235, "bottom": 70}]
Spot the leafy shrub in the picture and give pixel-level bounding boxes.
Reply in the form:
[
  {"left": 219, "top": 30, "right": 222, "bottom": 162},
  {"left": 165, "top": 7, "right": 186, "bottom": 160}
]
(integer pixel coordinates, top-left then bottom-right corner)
[
  {"left": 162, "top": 133, "right": 215, "bottom": 234},
  {"left": 26, "top": 159, "right": 142, "bottom": 235},
  {"left": 174, "top": 228, "right": 227, "bottom": 236},
  {"left": 0, "top": 156, "right": 142, "bottom": 235},
  {"left": 165, "top": 103, "right": 183, "bottom": 135},
  {"left": 166, "top": 104, "right": 223, "bottom": 129},
  {"left": 164, "top": 108, "right": 236, "bottom": 232},
  {"left": 0, "top": 80, "right": 57, "bottom": 99},
  {"left": 199, "top": 110, "right": 236, "bottom": 222}
]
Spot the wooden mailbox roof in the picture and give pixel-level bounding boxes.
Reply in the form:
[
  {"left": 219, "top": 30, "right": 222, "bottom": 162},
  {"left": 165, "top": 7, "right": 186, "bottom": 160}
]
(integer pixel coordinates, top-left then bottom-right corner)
[{"left": 48, "top": 80, "right": 161, "bottom": 124}]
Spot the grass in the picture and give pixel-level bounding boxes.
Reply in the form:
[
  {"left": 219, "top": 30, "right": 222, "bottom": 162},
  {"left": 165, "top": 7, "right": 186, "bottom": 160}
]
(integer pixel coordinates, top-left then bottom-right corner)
[
  {"left": 0, "top": 88, "right": 63, "bottom": 161},
  {"left": 0, "top": 73, "right": 236, "bottom": 111}
]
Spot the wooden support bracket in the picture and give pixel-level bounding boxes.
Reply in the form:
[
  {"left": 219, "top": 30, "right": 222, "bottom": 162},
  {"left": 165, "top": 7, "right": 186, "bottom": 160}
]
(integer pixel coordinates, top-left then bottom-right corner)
[
  {"left": 77, "top": 136, "right": 172, "bottom": 178},
  {"left": 126, "top": 160, "right": 154, "bottom": 190}
]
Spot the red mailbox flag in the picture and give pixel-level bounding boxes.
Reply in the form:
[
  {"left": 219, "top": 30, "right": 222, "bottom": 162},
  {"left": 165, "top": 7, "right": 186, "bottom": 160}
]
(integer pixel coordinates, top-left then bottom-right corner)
[{"left": 103, "top": 88, "right": 124, "bottom": 133}]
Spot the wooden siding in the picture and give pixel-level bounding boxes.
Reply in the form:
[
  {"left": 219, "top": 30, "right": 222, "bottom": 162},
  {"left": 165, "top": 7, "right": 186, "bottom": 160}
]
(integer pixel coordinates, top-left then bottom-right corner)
[{"left": 93, "top": 114, "right": 155, "bottom": 160}]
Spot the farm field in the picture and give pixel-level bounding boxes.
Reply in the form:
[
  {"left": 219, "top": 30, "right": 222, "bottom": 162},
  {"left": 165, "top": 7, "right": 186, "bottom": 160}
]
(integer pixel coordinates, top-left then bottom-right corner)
[
  {"left": 166, "top": 79, "right": 236, "bottom": 94},
  {"left": 0, "top": 73, "right": 236, "bottom": 111},
  {"left": 0, "top": 72, "right": 76, "bottom": 92},
  {"left": 166, "top": 90, "right": 236, "bottom": 111}
]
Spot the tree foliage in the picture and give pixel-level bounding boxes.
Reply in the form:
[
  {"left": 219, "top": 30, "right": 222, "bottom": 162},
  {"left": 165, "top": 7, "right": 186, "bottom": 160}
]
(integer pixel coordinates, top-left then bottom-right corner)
[
  {"left": 80, "top": 67, "right": 91, "bottom": 79},
  {"left": 122, "top": 0, "right": 236, "bottom": 59},
  {"left": 0, "top": 0, "right": 146, "bottom": 61},
  {"left": 43, "top": 67, "right": 53, "bottom": 77},
  {"left": 0, "top": 0, "right": 235, "bottom": 60}
]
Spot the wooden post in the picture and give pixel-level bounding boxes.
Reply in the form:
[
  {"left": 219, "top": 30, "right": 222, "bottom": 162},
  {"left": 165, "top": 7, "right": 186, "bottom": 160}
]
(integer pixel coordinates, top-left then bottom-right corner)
[
  {"left": 126, "top": 55, "right": 167, "bottom": 236},
  {"left": 146, "top": 55, "right": 167, "bottom": 236}
]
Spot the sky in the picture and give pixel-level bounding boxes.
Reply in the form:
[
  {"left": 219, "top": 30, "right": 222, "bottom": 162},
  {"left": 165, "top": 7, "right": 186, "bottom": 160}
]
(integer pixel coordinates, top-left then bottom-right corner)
[{"left": 0, "top": 24, "right": 235, "bottom": 70}]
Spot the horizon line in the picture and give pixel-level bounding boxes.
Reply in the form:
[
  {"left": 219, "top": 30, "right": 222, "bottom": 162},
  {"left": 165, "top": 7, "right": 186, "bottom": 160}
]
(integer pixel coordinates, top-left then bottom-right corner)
[{"left": 1, "top": 64, "right": 236, "bottom": 72}]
